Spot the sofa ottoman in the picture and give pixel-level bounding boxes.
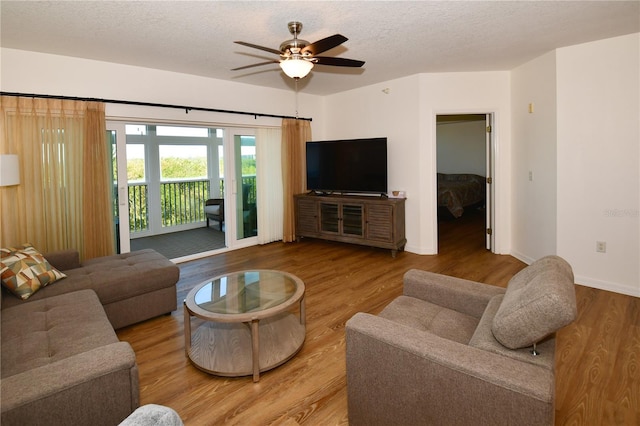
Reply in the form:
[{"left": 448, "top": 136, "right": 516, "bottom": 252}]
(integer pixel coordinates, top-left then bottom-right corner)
[
  {"left": 1, "top": 289, "right": 139, "bottom": 426},
  {"left": 2, "top": 249, "right": 180, "bottom": 329}
]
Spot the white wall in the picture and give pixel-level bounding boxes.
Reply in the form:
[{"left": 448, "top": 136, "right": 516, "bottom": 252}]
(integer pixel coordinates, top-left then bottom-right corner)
[
  {"left": 511, "top": 51, "right": 558, "bottom": 263},
  {"left": 322, "top": 75, "right": 424, "bottom": 251},
  {"left": 0, "top": 48, "right": 325, "bottom": 133},
  {"left": 436, "top": 120, "right": 486, "bottom": 176},
  {"left": 324, "top": 71, "right": 511, "bottom": 255},
  {"left": 556, "top": 34, "right": 640, "bottom": 297}
]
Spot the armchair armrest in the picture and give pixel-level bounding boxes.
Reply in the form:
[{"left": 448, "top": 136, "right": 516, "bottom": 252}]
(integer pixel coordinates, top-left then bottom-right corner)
[
  {"left": 1, "top": 342, "right": 139, "bottom": 425},
  {"left": 403, "top": 269, "right": 505, "bottom": 318},
  {"left": 43, "top": 249, "right": 81, "bottom": 271},
  {"left": 346, "top": 313, "right": 554, "bottom": 426}
]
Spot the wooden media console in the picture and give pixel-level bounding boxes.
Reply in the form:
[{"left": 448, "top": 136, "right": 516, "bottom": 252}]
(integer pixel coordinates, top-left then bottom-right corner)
[{"left": 294, "top": 193, "right": 406, "bottom": 257}]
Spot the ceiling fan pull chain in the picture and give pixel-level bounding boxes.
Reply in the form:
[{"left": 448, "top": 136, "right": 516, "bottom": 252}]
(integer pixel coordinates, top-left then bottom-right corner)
[{"left": 295, "top": 78, "right": 299, "bottom": 119}]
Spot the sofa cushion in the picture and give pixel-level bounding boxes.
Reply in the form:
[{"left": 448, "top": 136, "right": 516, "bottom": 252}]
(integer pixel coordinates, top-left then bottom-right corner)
[
  {"left": 1, "top": 289, "right": 118, "bottom": 379},
  {"left": 379, "top": 295, "right": 479, "bottom": 344},
  {"left": 42, "top": 249, "right": 82, "bottom": 271},
  {"left": 492, "top": 255, "right": 577, "bottom": 349},
  {"left": 0, "top": 244, "right": 66, "bottom": 300}
]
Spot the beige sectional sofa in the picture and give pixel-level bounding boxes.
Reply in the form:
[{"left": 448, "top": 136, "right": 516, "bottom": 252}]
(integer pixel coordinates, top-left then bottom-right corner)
[
  {"left": 1, "top": 248, "right": 180, "bottom": 425},
  {"left": 2, "top": 248, "right": 180, "bottom": 329}
]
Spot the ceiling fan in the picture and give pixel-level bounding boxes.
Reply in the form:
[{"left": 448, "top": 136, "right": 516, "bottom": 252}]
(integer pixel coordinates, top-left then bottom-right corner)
[{"left": 232, "top": 21, "right": 365, "bottom": 79}]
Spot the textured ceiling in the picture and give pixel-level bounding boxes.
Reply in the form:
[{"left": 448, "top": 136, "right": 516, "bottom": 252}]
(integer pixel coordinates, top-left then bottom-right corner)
[{"left": 1, "top": 1, "right": 639, "bottom": 96}]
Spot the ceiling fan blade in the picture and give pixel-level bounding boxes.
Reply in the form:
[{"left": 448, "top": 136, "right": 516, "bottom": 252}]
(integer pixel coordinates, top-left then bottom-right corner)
[
  {"left": 314, "top": 56, "right": 365, "bottom": 68},
  {"left": 234, "top": 41, "right": 281, "bottom": 56},
  {"left": 302, "top": 34, "right": 348, "bottom": 56},
  {"left": 232, "top": 60, "right": 280, "bottom": 71}
]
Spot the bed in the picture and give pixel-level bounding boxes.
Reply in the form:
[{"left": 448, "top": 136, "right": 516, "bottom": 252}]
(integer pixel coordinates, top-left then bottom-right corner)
[{"left": 437, "top": 173, "right": 486, "bottom": 218}]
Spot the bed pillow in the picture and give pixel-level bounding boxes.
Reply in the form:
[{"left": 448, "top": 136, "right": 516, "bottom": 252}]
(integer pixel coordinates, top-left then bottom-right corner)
[{"left": 0, "top": 244, "right": 66, "bottom": 300}]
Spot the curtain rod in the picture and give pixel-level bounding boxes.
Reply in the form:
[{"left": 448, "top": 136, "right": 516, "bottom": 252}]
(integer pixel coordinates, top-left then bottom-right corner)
[{"left": 0, "top": 91, "right": 312, "bottom": 122}]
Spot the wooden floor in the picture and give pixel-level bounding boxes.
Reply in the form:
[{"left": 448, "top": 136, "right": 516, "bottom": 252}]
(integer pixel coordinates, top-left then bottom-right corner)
[{"left": 116, "top": 209, "right": 640, "bottom": 425}]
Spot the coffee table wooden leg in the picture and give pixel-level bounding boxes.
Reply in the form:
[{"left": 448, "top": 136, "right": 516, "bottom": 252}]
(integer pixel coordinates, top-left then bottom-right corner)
[
  {"left": 184, "top": 301, "right": 191, "bottom": 357},
  {"left": 251, "top": 319, "right": 260, "bottom": 382}
]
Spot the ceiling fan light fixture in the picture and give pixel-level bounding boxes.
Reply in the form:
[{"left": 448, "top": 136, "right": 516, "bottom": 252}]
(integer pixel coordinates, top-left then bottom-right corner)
[
  {"left": 280, "top": 58, "right": 314, "bottom": 79},
  {"left": 233, "top": 21, "right": 363, "bottom": 78}
]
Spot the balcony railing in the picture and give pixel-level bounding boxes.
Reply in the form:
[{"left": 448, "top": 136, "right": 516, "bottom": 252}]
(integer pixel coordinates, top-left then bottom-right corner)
[
  {"left": 161, "top": 179, "right": 211, "bottom": 227},
  {"left": 128, "top": 183, "right": 149, "bottom": 233},
  {"left": 127, "top": 177, "right": 254, "bottom": 234},
  {"left": 241, "top": 176, "right": 257, "bottom": 205}
]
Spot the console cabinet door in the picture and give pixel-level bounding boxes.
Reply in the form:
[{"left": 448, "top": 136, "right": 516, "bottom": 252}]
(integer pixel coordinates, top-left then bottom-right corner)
[
  {"left": 320, "top": 203, "right": 340, "bottom": 234},
  {"left": 341, "top": 204, "right": 364, "bottom": 237},
  {"left": 296, "top": 197, "right": 319, "bottom": 235},
  {"left": 366, "top": 203, "right": 394, "bottom": 242},
  {"left": 319, "top": 202, "right": 364, "bottom": 237}
]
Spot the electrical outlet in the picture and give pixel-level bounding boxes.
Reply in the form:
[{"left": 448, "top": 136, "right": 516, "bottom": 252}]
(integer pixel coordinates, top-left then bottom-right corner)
[
  {"left": 596, "top": 241, "right": 607, "bottom": 253},
  {"left": 528, "top": 171, "right": 533, "bottom": 181}
]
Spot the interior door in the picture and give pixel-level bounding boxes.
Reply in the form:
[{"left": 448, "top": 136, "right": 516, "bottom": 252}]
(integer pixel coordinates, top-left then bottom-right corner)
[{"left": 485, "top": 114, "right": 494, "bottom": 251}]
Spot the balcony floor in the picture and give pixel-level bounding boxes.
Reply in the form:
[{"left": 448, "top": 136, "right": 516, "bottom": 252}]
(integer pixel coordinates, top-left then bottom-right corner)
[{"left": 130, "top": 225, "right": 225, "bottom": 260}]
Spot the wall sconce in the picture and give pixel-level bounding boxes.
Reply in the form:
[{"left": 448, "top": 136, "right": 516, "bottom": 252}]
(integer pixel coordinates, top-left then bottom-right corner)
[{"left": 0, "top": 154, "right": 20, "bottom": 187}]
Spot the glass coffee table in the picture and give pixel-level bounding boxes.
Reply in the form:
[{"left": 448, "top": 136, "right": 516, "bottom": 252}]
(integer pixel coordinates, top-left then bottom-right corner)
[{"left": 184, "top": 270, "right": 305, "bottom": 382}]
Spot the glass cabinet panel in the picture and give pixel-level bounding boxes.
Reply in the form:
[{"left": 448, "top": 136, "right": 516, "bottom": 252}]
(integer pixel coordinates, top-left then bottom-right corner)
[
  {"left": 342, "top": 204, "right": 364, "bottom": 236},
  {"left": 320, "top": 203, "right": 339, "bottom": 233}
]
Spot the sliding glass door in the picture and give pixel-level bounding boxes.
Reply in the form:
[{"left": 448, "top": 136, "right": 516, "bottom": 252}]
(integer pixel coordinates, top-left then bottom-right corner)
[
  {"left": 234, "top": 133, "right": 257, "bottom": 240},
  {"left": 107, "top": 121, "right": 232, "bottom": 258},
  {"left": 107, "top": 121, "right": 265, "bottom": 259},
  {"left": 230, "top": 129, "right": 258, "bottom": 247}
]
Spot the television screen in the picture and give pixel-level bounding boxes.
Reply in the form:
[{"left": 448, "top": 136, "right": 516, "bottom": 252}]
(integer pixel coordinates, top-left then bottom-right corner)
[{"left": 306, "top": 137, "right": 387, "bottom": 194}]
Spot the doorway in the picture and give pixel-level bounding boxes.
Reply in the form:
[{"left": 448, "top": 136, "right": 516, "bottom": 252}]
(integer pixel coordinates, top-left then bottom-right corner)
[{"left": 436, "top": 114, "right": 494, "bottom": 252}]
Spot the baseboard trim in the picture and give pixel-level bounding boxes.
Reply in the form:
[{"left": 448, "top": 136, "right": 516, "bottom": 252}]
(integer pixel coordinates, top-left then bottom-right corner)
[
  {"left": 510, "top": 250, "right": 535, "bottom": 265},
  {"left": 510, "top": 251, "right": 638, "bottom": 297},
  {"left": 573, "top": 274, "right": 640, "bottom": 298}
]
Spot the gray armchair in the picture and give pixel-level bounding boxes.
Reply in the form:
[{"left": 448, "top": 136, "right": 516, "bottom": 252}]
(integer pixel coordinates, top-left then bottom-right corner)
[
  {"left": 204, "top": 198, "right": 224, "bottom": 231},
  {"left": 346, "top": 255, "right": 577, "bottom": 426}
]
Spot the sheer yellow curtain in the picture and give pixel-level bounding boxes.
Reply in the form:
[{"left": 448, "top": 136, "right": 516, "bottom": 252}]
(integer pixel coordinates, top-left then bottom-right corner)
[
  {"left": 82, "top": 102, "right": 113, "bottom": 259},
  {"left": 281, "top": 118, "right": 311, "bottom": 242},
  {"left": 0, "top": 96, "right": 114, "bottom": 259},
  {"left": 256, "top": 127, "right": 283, "bottom": 244}
]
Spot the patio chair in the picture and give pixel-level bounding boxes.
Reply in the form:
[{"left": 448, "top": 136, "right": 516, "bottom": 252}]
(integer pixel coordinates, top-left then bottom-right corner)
[{"left": 205, "top": 198, "right": 224, "bottom": 231}]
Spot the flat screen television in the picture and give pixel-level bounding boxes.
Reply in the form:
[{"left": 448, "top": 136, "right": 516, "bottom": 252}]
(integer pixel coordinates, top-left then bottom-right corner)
[{"left": 306, "top": 137, "right": 388, "bottom": 195}]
